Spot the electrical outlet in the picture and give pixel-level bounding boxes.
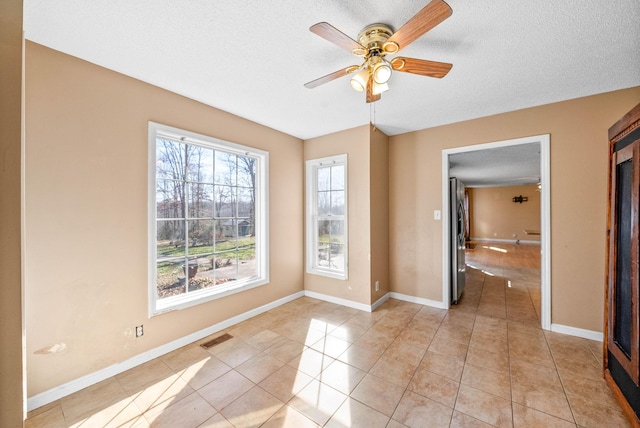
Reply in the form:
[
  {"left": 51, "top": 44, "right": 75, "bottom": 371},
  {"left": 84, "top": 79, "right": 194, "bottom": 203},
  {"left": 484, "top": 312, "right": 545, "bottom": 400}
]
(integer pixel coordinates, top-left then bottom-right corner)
[
  {"left": 135, "top": 325, "right": 144, "bottom": 337},
  {"left": 375, "top": 280, "right": 380, "bottom": 292}
]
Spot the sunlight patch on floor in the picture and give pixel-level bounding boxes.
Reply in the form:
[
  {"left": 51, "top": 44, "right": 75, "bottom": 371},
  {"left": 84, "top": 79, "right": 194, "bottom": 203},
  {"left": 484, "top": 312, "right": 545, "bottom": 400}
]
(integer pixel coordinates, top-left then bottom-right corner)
[
  {"left": 466, "top": 262, "right": 496, "bottom": 276},
  {"left": 483, "top": 245, "right": 508, "bottom": 253}
]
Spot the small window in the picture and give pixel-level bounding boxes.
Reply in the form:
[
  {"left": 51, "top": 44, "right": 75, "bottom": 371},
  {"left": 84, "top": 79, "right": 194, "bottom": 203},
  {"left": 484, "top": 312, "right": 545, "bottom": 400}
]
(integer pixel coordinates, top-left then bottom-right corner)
[
  {"left": 306, "top": 154, "right": 348, "bottom": 280},
  {"left": 149, "top": 122, "right": 268, "bottom": 315}
]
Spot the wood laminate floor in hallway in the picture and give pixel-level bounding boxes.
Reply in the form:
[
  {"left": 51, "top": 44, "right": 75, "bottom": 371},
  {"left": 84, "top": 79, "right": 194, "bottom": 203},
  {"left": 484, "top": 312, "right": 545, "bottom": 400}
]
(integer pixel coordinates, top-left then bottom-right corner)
[{"left": 26, "top": 242, "right": 630, "bottom": 427}]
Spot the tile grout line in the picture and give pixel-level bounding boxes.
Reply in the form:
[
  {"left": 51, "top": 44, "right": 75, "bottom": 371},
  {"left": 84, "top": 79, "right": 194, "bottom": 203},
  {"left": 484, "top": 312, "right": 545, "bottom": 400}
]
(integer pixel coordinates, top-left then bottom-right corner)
[
  {"left": 542, "top": 328, "right": 579, "bottom": 427},
  {"left": 506, "top": 265, "right": 579, "bottom": 427},
  {"left": 444, "top": 273, "right": 481, "bottom": 427},
  {"left": 504, "top": 266, "right": 524, "bottom": 428},
  {"left": 506, "top": 277, "right": 516, "bottom": 428}
]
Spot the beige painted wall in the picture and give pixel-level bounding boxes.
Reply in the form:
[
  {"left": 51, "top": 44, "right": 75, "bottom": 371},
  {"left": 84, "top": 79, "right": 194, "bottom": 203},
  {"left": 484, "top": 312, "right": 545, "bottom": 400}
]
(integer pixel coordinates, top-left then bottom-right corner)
[
  {"left": 24, "top": 42, "right": 304, "bottom": 397},
  {"left": 389, "top": 130, "right": 443, "bottom": 301},
  {"left": 469, "top": 185, "right": 540, "bottom": 242},
  {"left": 303, "top": 125, "right": 390, "bottom": 306},
  {"left": 1, "top": 0, "right": 25, "bottom": 424},
  {"left": 304, "top": 126, "right": 372, "bottom": 305},
  {"left": 390, "top": 87, "right": 640, "bottom": 331},
  {"left": 370, "top": 128, "right": 390, "bottom": 302}
]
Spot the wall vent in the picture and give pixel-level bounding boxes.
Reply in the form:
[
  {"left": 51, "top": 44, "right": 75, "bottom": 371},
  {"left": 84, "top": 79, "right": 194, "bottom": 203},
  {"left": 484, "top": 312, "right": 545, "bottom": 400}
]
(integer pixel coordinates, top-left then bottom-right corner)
[{"left": 200, "top": 333, "right": 233, "bottom": 349}]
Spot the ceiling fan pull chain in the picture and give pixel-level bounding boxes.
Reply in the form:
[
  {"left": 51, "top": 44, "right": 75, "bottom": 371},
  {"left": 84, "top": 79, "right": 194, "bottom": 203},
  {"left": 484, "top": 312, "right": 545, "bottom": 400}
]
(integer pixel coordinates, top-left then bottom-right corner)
[{"left": 370, "top": 103, "right": 378, "bottom": 132}]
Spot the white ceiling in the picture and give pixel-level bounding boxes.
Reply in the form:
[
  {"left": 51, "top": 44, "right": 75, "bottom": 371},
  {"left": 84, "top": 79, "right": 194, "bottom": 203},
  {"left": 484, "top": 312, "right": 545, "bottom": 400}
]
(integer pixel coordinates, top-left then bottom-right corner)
[
  {"left": 449, "top": 143, "right": 541, "bottom": 187},
  {"left": 24, "top": 0, "right": 640, "bottom": 140}
]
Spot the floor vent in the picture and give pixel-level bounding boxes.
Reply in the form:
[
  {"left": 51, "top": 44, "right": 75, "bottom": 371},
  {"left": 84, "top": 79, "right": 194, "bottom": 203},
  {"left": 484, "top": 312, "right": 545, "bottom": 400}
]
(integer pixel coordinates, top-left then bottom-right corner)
[{"left": 200, "top": 333, "right": 233, "bottom": 349}]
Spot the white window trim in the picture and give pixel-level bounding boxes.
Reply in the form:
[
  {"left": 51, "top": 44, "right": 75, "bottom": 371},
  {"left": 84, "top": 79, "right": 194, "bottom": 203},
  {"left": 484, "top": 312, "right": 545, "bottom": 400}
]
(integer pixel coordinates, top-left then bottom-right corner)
[
  {"left": 305, "top": 154, "right": 348, "bottom": 280},
  {"left": 148, "top": 122, "right": 269, "bottom": 316}
]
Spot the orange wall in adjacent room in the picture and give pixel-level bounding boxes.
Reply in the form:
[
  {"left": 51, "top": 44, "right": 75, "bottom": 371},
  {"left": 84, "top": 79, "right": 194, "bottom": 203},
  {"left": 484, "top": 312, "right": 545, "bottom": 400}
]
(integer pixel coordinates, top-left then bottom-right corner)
[{"left": 468, "top": 185, "right": 541, "bottom": 242}]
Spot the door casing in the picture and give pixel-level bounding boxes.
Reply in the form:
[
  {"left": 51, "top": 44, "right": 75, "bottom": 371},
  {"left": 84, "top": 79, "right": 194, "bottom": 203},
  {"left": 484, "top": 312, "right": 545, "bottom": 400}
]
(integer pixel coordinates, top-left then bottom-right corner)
[{"left": 441, "top": 134, "right": 551, "bottom": 330}]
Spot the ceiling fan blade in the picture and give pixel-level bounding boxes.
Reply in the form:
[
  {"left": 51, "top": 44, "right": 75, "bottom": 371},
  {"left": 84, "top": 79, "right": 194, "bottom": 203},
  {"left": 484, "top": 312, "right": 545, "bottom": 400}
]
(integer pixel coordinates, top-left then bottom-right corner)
[
  {"left": 304, "top": 66, "right": 359, "bottom": 89},
  {"left": 390, "top": 57, "right": 452, "bottom": 78},
  {"left": 386, "top": 0, "right": 452, "bottom": 51},
  {"left": 366, "top": 75, "right": 381, "bottom": 103},
  {"left": 310, "top": 22, "right": 366, "bottom": 53}
]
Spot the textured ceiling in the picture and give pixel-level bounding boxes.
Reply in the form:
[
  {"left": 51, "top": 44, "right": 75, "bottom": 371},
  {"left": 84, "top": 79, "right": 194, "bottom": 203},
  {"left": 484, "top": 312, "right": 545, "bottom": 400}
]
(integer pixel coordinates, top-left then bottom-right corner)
[
  {"left": 24, "top": 0, "right": 640, "bottom": 140},
  {"left": 449, "top": 143, "right": 541, "bottom": 187}
]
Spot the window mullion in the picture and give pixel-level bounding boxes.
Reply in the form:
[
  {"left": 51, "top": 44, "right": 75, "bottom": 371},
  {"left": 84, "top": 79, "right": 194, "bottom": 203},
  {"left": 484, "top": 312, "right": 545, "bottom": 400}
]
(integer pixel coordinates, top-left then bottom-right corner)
[
  {"left": 306, "top": 155, "right": 347, "bottom": 279},
  {"left": 150, "top": 122, "right": 268, "bottom": 316},
  {"left": 183, "top": 144, "right": 190, "bottom": 293},
  {"left": 212, "top": 149, "right": 217, "bottom": 287}
]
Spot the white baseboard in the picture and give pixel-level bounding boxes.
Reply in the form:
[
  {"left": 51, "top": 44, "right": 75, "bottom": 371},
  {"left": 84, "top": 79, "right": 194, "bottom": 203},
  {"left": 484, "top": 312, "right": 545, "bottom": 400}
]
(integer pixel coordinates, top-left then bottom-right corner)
[
  {"left": 303, "top": 290, "right": 373, "bottom": 312},
  {"left": 371, "top": 293, "right": 390, "bottom": 311},
  {"left": 27, "top": 291, "right": 305, "bottom": 411},
  {"left": 389, "top": 292, "right": 448, "bottom": 310},
  {"left": 302, "top": 290, "right": 391, "bottom": 313},
  {"left": 470, "top": 237, "right": 541, "bottom": 245},
  {"left": 550, "top": 323, "right": 603, "bottom": 342}
]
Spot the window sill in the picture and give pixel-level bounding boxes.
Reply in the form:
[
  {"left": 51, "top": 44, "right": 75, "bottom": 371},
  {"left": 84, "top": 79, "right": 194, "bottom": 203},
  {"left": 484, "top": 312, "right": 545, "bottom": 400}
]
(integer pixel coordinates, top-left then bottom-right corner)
[
  {"left": 306, "top": 268, "right": 348, "bottom": 281},
  {"left": 151, "top": 276, "right": 269, "bottom": 316}
]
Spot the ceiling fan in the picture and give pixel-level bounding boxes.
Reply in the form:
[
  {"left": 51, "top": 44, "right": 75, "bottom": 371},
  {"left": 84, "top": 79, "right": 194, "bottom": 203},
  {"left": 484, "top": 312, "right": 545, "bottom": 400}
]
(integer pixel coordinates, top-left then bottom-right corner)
[{"left": 304, "top": 0, "right": 453, "bottom": 103}]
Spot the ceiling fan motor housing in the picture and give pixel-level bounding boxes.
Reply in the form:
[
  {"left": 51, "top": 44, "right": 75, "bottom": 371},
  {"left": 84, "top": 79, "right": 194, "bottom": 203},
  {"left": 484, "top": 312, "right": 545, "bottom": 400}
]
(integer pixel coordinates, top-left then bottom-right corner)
[{"left": 354, "top": 23, "right": 396, "bottom": 56}]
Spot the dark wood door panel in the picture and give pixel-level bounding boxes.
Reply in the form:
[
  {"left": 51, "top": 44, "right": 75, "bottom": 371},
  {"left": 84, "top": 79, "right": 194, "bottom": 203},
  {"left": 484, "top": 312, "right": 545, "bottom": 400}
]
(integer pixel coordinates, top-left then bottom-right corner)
[
  {"left": 605, "top": 103, "right": 640, "bottom": 425},
  {"left": 608, "top": 141, "right": 639, "bottom": 384}
]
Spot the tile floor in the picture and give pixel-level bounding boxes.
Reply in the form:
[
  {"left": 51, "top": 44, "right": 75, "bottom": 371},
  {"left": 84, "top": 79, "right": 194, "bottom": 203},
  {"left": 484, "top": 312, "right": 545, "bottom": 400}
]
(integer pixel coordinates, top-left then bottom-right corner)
[{"left": 26, "top": 243, "right": 631, "bottom": 427}]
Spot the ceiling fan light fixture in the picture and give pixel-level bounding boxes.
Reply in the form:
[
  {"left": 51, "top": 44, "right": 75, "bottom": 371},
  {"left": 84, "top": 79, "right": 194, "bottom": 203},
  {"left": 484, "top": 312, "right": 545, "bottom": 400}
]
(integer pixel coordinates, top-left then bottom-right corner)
[
  {"left": 350, "top": 69, "right": 369, "bottom": 92},
  {"left": 372, "top": 60, "right": 392, "bottom": 84},
  {"left": 372, "top": 82, "right": 389, "bottom": 95}
]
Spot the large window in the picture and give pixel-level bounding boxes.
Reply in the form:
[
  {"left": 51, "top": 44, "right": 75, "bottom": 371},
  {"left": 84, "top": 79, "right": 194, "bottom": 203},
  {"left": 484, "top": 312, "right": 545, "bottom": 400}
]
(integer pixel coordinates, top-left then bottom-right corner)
[
  {"left": 306, "top": 154, "right": 348, "bottom": 280},
  {"left": 149, "top": 122, "right": 268, "bottom": 315}
]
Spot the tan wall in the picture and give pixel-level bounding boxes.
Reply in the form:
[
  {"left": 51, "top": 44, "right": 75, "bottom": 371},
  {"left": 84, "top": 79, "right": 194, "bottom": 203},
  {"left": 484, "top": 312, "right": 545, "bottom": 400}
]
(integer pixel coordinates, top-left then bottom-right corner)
[
  {"left": 303, "top": 126, "right": 372, "bottom": 305},
  {"left": 370, "top": 127, "right": 390, "bottom": 302},
  {"left": 389, "top": 130, "right": 443, "bottom": 301},
  {"left": 24, "top": 42, "right": 304, "bottom": 397},
  {"left": 1, "top": 0, "right": 25, "bottom": 424},
  {"left": 469, "top": 185, "right": 541, "bottom": 242},
  {"left": 390, "top": 86, "right": 640, "bottom": 331}
]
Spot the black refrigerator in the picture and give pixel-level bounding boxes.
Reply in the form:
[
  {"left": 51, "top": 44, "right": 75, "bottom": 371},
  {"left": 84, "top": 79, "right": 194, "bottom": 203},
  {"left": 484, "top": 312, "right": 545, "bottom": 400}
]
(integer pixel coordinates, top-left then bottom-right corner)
[{"left": 450, "top": 177, "right": 466, "bottom": 304}]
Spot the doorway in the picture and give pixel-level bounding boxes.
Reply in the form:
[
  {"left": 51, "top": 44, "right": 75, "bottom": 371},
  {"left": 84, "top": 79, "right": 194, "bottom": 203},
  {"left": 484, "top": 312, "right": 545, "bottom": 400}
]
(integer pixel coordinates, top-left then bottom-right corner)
[{"left": 441, "top": 134, "right": 551, "bottom": 330}]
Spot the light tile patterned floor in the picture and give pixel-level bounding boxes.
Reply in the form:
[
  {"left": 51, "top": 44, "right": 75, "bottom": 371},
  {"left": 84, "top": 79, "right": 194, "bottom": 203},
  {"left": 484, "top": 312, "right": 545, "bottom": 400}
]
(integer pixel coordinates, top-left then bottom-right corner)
[{"left": 26, "top": 243, "right": 631, "bottom": 427}]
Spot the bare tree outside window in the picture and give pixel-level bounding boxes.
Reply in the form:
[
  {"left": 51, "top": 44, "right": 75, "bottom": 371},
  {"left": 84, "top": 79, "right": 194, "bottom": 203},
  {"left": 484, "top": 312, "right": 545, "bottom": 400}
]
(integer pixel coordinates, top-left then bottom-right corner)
[
  {"left": 155, "top": 138, "right": 258, "bottom": 300},
  {"left": 306, "top": 154, "right": 348, "bottom": 280}
]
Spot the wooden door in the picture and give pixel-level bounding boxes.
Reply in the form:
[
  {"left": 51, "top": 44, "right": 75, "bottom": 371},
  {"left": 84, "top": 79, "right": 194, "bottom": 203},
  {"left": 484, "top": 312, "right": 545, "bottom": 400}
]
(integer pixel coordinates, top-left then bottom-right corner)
[
  {"left": 608, "top": 139, "right": 640, "bottom": 383},
  {"left": 605, "top": 103, "right": 640, "bottom": 424}
]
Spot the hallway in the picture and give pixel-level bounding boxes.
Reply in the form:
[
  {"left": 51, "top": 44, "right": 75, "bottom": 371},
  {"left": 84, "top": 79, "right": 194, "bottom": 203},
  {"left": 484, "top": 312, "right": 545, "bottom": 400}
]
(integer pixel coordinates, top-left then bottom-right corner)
[{"left": 26, "top": 243, "right": 629, "bottom": 427}]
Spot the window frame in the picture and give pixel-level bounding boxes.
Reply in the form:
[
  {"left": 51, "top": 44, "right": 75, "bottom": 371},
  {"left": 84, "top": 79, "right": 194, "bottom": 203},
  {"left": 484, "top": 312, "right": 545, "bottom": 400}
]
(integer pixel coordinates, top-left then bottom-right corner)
[
  {"left": 148, "top": 122, "right": 269, "bottom": 316},
  {"left": 305, "top": 154, "right": 348, "bottom": 280}
]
